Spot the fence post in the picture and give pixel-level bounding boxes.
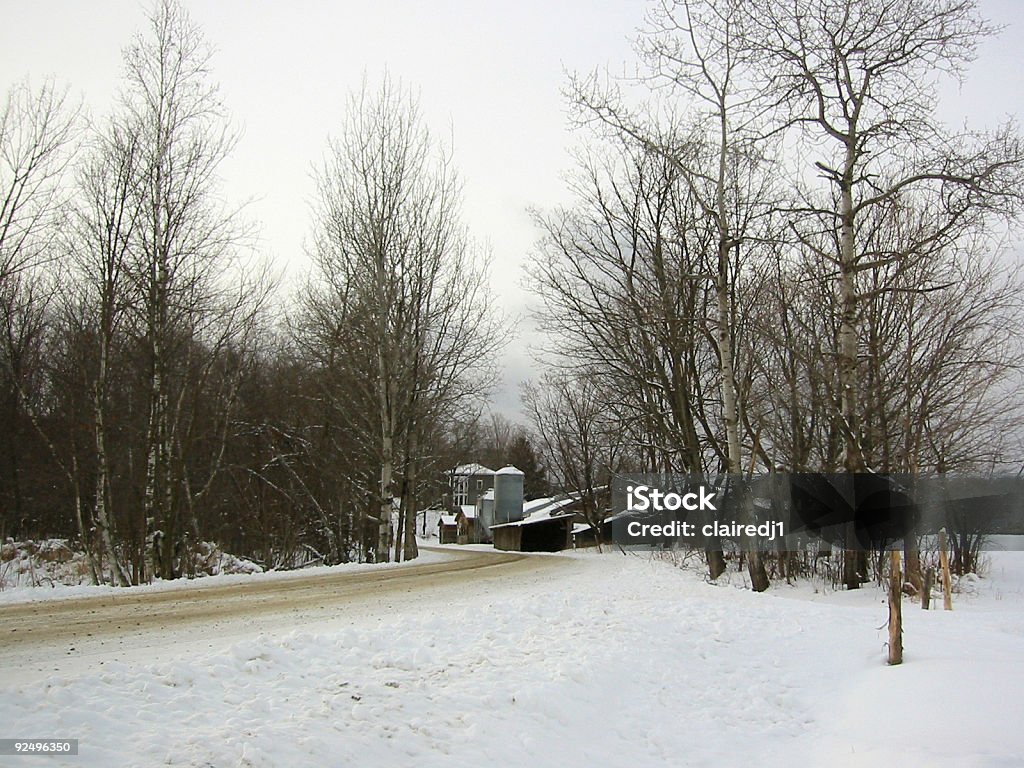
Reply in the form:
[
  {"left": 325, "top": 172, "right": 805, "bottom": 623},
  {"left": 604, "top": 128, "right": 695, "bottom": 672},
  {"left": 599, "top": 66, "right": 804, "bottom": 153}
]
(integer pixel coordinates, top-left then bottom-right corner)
[
  {"left": 938, "top": 528, "right": 953, "bottom": 611},
  {"left": 888, "top": 549, "right": 903, "bottom": 665}
]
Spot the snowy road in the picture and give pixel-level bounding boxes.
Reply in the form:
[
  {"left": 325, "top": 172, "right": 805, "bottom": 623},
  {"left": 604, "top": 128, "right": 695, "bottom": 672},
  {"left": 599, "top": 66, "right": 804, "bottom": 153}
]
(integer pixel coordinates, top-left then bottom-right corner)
[
  {"left": 2, "top": 550, "right": 1023, "bottom": 767},
  {"left": 0, "top": 547, "right": 569, "bottom": 687}
]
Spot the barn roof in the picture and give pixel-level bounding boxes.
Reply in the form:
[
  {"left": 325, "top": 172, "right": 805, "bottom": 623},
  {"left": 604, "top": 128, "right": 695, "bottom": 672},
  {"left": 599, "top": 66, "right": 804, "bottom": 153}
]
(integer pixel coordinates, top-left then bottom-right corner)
[
  {"left": 522, "top": 495, "right": 582, "bottom": 518},
  {"left": 438, "top": 514, "right": 458, "bottom": 527},
  {"left": 452, "top": 463, "right": 495, "bottom": 476},
  {"left": 489, "top": 512, "right": 576, "bottom": 530}
]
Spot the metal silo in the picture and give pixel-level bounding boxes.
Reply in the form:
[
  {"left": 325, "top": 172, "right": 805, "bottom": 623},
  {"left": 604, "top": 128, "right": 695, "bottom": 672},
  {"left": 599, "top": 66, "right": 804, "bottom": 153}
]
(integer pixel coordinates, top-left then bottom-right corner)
[{"left": 493, "top": 465, "right": 525, "bottom": 525}]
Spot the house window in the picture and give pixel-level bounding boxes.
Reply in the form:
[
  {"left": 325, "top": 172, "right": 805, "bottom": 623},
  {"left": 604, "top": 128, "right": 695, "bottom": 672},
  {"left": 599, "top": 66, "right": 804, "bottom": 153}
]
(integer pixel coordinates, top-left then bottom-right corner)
[
  {"left": 453, "top": 477, "right": 468, "bottom": 507},
  {"left": 476, "top": 479, "right": 484, "bottom": 490}
]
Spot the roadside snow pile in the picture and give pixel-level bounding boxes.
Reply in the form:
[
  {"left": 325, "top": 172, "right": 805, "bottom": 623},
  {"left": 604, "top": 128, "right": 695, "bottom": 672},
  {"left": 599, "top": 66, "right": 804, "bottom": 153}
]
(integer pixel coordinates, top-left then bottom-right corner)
[
  {"left": 187, "top": 540, "right": 264, "bottom": 577},
  {"left": 0, "top": 539, "right": 93, "bottom": 589},
  {"left": 2, "top": 549, "right": 1023, "bottom": 767},
  {"left": 0, "top": 545, "right": 451, "bottom": 605},
  {"left": 0, "top": 538, "right": 262, "bottom": 596}
]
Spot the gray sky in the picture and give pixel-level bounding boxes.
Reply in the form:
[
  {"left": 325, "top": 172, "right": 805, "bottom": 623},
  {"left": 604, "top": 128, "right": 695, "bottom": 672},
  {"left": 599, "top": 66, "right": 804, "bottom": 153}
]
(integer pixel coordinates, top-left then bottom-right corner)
[{"left": 2, "top": 0, "right": 1023, "bottom": 418}]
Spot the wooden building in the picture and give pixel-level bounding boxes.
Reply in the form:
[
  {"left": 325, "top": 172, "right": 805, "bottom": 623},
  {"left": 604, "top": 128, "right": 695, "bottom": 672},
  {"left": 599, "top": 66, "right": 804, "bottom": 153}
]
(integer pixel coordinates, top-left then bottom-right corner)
[
  {"left": 490, "top": 512, "right": 575, "bottom": 552},
  {"left": 456, "top": 506, "right": 480, "bottom": 544},
  {"left": 437, "top": 513, "right": 459, "bottom": 545}
]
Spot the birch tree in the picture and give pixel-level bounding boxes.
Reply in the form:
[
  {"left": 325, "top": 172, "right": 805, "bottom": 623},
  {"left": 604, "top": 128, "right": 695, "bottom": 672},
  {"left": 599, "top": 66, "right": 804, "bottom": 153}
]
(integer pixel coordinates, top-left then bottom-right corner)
[
  {"left": 120, "top": 0, "right": 252, "bottom": 579},
  {"left": 64, "top": 115, "right": 142, "bottom": 586},
  {"left": 557, "top": 0, "right": 778, "bottom": 585},
  {"left": 308, "top": 77, "right": 504, "bottom": 563},
  {"left": 636, "top": 0, "right": 776, "bottom": 589}
]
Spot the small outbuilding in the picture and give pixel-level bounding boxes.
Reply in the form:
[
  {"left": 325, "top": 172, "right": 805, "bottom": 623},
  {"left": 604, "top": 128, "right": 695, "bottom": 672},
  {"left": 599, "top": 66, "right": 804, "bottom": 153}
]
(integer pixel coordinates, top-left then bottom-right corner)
[
  {"left": 437, "top": 513, "right": 459, "bottom": 545},
  {"left": 456, "top": 505, "right": 480, "bottom": 544}
]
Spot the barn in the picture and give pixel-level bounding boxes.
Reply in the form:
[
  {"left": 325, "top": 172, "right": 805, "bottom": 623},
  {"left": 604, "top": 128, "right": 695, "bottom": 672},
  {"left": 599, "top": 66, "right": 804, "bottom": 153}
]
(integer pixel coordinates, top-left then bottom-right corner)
[{"left": 490, "top": 512, "right": 575, "bottom": 552}]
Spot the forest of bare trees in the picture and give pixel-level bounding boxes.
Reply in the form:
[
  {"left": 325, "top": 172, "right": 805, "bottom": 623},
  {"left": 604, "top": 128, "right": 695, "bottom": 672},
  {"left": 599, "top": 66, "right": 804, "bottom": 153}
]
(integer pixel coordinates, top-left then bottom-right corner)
[
  {"left": 527, "top": 0, "right": 1024, "bottom": 591},
  {"left": 0, "top": 0, "right": 510, "bottom": 580},
  {"left": 2, "top": 0, "right": 1022, "bottom": 592}
]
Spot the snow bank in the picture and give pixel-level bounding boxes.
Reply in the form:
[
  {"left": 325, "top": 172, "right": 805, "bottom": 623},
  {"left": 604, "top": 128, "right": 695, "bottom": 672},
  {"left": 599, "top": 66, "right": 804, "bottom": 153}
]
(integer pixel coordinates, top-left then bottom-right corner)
[
  {"left": 1, "top": 550, "right": 1022, "bottom": 766},
  {"left": 0, "top": 538, "right": 265, "bottom": 597},
  {"left": 0, "top": 542, "right": 449, "bottom": 605},
  {"left": 0, "top": 539, "right": 96, "bottom": 591}
]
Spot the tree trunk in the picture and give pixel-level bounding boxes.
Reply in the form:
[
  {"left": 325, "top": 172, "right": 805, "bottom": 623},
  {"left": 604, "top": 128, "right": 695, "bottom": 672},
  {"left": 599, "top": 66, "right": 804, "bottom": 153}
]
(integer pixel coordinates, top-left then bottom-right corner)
[
  {"left": 838, "top": 139, "right": 867, "bottom": 590},
  {"left": 939, "top": 527, "right": 953, "bottom": 610},
  {"left": 403, "top": 455, "right": 419, "bottom": 561},
  {"left": 93, "top": 332, "right": 129, "bottom": 586},
  {"left": 887, "top": 549, "right": 903, "bottom": 665},
  {"left": 393, "top": 492, "right": 405, "bottom": 563},
  {"left": 904, "top": 535, "right": 922, "bottom": 594},
  {"left": 377, "top": 354, "right": 394, "bottom": 563},
  {"left": 711, "top": 107, "right": 748, "bottom": 587},
  {"left": 706, "top": 546, "right": 727, "bottom": 580},
  {"left": 70, "top": 453, "right": 100, "bottom": 586}
]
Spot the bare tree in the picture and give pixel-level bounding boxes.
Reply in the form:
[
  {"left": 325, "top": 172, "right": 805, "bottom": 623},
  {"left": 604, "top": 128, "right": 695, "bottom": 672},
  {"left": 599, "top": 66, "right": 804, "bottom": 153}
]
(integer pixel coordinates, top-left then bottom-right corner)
[
  {"left": 63, "top": 114, "right": 142, "bottom": 586},
  {"left": 117, "top": 0, "right": 254, "bottom": 579},
  {"left": 0, "top": 79, "right": 78, "bottom": 539},
  {"left": 637, "top": 0, "right": 778, "bottom": 588},
  {"left": 741, "top": 0, "right": 1024, "bottom": 587},
  {"left": 746, "top": 200, "right": 1024, "bottom": 585},
  {"left": 307, "top": 76, "right": 505, "bottom": 562},
  {"left": 0, "top": 79, "right": 78, "bottom": 285},
  {"left": 561, "top": 0, "right": 787, "bottom": 586},
  {"left": 522, "top": 373, "right": 631, "bottom": 550},
  {"left": 531, "top": 138, "right": 741, "bottom": 576},
  {"left": 532, "top": 144, "right": 713, "bottom": 473}
]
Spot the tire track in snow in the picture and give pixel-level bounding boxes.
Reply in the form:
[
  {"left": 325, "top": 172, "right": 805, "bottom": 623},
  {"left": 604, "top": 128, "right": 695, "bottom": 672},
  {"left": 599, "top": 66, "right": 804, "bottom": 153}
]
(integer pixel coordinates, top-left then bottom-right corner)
[{"left": 0, "top": 546, "right": 570, "bottom": 686}]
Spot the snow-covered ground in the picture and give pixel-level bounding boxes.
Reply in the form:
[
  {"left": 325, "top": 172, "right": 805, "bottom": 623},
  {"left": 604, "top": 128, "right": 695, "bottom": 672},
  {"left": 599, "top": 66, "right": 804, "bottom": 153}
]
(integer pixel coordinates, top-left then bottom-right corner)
[{"left": 2, "top": 547, "right": 1023, "bottom": 767}]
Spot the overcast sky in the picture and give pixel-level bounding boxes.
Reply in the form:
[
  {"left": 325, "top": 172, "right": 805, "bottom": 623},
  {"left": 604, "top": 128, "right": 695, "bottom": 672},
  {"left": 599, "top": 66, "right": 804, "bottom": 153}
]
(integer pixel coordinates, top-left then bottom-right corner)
[{"left": 2, "top": 0, "right": 1023, "bottom": 418}]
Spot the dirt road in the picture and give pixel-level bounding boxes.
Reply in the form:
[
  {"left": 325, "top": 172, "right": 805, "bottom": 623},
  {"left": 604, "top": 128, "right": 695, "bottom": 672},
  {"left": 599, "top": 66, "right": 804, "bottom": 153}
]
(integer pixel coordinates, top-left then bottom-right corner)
[{"left": 0, "top": 547, "right": 570, "bottom": 686}]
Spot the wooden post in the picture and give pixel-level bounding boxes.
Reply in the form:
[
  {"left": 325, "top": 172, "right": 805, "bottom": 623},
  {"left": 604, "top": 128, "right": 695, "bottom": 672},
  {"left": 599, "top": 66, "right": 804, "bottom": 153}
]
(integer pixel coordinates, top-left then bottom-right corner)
[
  {"left": 938, "top": 528, "right": 953, "bottom": 611},
  {"left": 904, "top": 537, "right": 923, "bottom": 595},
  {"left": 888, "top": 549, "right": 903, "bottom": 665},
  {"left": 921, "top": 567, "right": 934, "bottom": 610}
]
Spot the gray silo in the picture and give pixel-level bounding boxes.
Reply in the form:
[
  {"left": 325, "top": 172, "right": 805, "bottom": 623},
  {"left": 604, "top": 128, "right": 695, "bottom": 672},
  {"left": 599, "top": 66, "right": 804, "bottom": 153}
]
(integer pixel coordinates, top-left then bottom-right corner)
[{"left": 493, "top": 465, "right": 525, "bottom": 525}]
